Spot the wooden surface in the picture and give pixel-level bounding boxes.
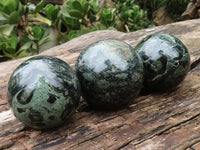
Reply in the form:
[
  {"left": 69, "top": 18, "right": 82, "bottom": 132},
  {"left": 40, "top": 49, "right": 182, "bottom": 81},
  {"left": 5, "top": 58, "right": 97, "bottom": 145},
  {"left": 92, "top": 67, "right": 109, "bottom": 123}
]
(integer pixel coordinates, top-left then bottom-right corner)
[{"left": 1, "top": 19, "right": 200, "bottom": 150}]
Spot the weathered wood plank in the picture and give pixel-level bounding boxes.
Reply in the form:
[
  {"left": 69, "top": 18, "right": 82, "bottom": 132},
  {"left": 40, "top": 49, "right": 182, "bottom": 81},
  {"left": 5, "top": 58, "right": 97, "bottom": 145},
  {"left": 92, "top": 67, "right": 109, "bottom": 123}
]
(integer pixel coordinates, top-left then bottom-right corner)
[{"left": 1, "top": 19, "right": 200, "bottom": 150}]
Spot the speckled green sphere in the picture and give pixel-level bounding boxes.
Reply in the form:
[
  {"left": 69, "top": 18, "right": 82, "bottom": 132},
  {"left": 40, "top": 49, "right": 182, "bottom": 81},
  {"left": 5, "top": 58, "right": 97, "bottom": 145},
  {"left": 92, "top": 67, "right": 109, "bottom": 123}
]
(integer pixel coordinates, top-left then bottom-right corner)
[
  {"left": 76, "top": 39, "right": 144, "bottom": 109},
  {"left": 7, "top": 56, "right": 81, "bottom": 129},
  {"left": 135, "top": 33, "right": 191, "bottom": 91}
]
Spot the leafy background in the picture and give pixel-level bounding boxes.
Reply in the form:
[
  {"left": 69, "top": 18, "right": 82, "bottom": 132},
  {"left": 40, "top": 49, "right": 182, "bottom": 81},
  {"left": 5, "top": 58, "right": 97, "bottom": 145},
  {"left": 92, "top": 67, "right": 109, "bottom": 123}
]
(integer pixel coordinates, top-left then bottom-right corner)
[{"left": 0, "top": 0, "right": 190, "bottom": 61}]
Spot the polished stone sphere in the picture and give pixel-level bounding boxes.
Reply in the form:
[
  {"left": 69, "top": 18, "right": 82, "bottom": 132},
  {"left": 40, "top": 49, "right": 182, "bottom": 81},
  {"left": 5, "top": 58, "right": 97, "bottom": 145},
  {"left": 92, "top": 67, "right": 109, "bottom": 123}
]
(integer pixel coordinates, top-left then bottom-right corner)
[
  {"left": 76, "top": 39, "right": 144, "bottom": 110},
  {"left": 7, "top": 56, "right": 81, "bottom": 129},
  {"left": 135, "top": 33, "right": 190, "bottom": 91}
]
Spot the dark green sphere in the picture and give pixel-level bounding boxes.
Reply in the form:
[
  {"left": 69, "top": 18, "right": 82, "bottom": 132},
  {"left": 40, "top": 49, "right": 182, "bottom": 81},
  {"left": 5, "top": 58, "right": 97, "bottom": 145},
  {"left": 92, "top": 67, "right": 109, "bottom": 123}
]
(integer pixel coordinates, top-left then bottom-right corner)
[
  {"left": 76, "top": 39, "right": 144, "bottom": 110},
  {"left": 135, "top": 33, "right": 191, "bottom": 91},
  {"left": 7, "top": 56, "right": 81, "bottom": 129}
]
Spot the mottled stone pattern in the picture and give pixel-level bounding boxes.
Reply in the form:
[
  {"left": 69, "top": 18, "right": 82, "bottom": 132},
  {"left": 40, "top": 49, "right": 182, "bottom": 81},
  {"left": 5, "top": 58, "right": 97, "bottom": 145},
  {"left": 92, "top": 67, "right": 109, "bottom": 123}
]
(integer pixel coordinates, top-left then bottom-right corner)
[
  {"left": 135, "top": 34, "right": 191, "bottom": 91},
  {"left": 76, "top": 39, "right": 144, "bottom": 109},
  {"left": 7, "top": 56, "right": 81, "bottom": 129}
]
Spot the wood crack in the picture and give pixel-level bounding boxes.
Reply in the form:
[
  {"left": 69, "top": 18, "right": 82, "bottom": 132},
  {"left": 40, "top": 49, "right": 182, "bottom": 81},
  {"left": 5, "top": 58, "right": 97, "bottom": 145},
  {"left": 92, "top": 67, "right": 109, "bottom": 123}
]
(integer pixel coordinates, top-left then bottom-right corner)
[
  {"left": 117, "top": 112, "right": 200, "bottom": 149},
  {"left": 157, "top": 112, "right": 200, "bottom": 136},
  {"left": 190, "top": 53, "right": 200, "bottom": 70},
  {"left": 173, "top": 137, "right": 200, "bottom": 150}
]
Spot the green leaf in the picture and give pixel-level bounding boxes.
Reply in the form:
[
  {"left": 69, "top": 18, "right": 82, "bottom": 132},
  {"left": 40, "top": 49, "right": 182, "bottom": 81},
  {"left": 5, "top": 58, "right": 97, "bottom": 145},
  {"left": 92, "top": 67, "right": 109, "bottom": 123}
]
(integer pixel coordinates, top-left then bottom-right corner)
[
  {"left": 56, "top": 19, "right": 62, "bottom": 31},
  {"left": 40, "top": 27, "right": 50, "bottom": 40},
  {"left": 1, "top": 0, "right": 19, "bottom": 15},
  {"left": 0, "top": 0, "right": 7, "bottom": 5},
  {"left": 82, "top": 1, "right": 89, "bottom": 14},
  {"left": 62, "top": 17, "right": 75, "bottom": 26},
  {"left": 0, "top": 35, "right": 18, "bottom": 54},
  {"left": 17, "top": 42, "right": 32, "bottom": 54},
  {"left": 94, "top": 23, "right": 107, "bottom": 30},
  {"left": 21, "top": 34, "right": 31, "bottom": 43},
  {"left": 33, "top": 0, "right": 45, "bottom": 14},
  {"left": 26, "top": 25, "right": 47, "bottom": 42},
  {"left": 109, "top": 8, "right": 116, "bottom": 20},
  {"left": 0, "top": 24, "right": 15, "bottom": 36},
  {"left": 8, "top": 11, "right": 21, "bottom": 24},
  {"left": 29, "top": 13, "right": 52, "bottom": 26},
  {"left": 20, "top": 0, "right": 29, "bottom": 5},
  {"left": 66, "top": 0, "right": 73, "bottom": 7},
  {"left": 89, "top": 0, "right": 99, "bottom": 13},
  {"left": 2, "top": 49, "right": 14, "bottom": 58},
  {"left": 67, "top": 30, "right": 79, "bottom": 40},
  {"left": 72, "top": 1, "right": 83, "bottom": 12},
  {"left": 60, "top": 5, "right": 74, "bottom": 18},
  {"left": 7, "top": 37, "right": 18, "bottom": 54},
  {"left": 100, "top": 8, "right": 116, "bottom": 26},
  {"left": 39, "top": 37, "right": 51, "bottom": 47},
  {"left": 68, "top": 9, "right": 84, "bottom": 19},
  {"left": 61, "top": 0, "right": 87, "bottom": 19},
  {"left": 0, "top": 11, "right": 9, "bottom": 24},
  {"left": 32, "top": 26, "right": 45, "bottom": 41},
  {"left": 17, "top": 1, "right": 25, "bottom": 16},
  {"left": 102, "top": 8, "right": 116, "bottom": 21},
  {"left": 44, "top": 4, "right": 59, "bottom": 21},
  {"left": 17, "top": 50, "right": 30, "bottom": 58}
]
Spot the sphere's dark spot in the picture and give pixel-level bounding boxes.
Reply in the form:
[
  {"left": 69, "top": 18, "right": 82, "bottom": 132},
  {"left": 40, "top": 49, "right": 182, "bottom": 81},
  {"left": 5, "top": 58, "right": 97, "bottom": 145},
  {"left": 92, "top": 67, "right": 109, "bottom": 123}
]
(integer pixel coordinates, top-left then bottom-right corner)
[
  {"left": 17, "top": 108, "right": 26, "bottom": 113},
  {"left": 29, "top": 109, "right": 43, "bottom": 122},
  {"left": 142, "top": 54, "right": 149, "bottom": 61},
  {"left": 172, "top": 61, "right": 180, "bottom": 70},
  {"left": 17, "top": 90, "right": 33, "bottom": 105},
  {"left": 47, "top": 94, "right": 57, "bottom": 103},
  {"left": 157, "top": 56, "right": 167, "bottom": 74},
  {"left": 42, "top": 106, "right": 50, "bottom": 113},
  {"left": 34, "top": 122, "right": 45, "bottom": 127},
  {"left": 48, "top": 115, "right": 55, "bottom": 120},
  {"left": 61, "top": 103, "right": 72, "bottom": 121},
  {"left": 52, "top": 86, "right": 64, "bottom": 94}
]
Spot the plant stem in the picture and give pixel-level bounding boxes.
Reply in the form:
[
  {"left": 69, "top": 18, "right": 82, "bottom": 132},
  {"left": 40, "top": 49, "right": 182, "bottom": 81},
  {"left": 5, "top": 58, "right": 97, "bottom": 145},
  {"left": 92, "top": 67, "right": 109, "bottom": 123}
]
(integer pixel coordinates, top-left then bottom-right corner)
[
  {"left": 125, "top": 24, "right": 130, "bottom": 32},
  {"left": 36, "top": 42, "right": 39, "bottom": 54}
]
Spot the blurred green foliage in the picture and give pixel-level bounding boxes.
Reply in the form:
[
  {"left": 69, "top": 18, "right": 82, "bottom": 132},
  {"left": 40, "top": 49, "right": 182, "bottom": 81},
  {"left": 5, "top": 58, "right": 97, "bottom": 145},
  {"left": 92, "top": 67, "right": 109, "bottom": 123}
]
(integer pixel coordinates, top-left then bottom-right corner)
[
  {"left": 115, "top": 0, "right": 151, "bottom": 31},
  {"left": 135, "top": 0, "right": 190, "bottom": 19},
  {"left": 0, "top": 0, "right": 51, "bottom": 61},
  {"left": 163, "top": 0, "right": 190, "bottom": 15},
  {"left": 0, "top": 0, "right": 190, "bottom": 61}
]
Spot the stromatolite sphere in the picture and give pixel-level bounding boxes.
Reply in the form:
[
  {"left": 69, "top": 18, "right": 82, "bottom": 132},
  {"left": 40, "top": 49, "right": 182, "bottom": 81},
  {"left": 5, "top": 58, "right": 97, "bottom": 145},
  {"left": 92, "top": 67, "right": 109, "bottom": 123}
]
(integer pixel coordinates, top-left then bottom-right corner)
[
  {"left": 7, "top": 56, "right": 81, "bottom": 129},
  {"left": 76, "top": 39, "right": 144, "bottom": 110},
  {"left": 135, "top": 33, "right": 191, "bottom": 91}
]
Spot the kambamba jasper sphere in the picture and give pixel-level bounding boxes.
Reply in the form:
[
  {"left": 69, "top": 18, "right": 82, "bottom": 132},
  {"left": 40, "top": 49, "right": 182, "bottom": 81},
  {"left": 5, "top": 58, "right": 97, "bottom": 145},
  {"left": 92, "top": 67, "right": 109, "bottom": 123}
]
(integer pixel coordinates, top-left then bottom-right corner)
[
  {"left": 135, "top": 33, "right": 190, "bottom": 91},
  {"left": 7, "top": 56, "right": 81, "bottom": 129},
  {"left": 76, "top": 39, "right": 144, "bottom": 110}
]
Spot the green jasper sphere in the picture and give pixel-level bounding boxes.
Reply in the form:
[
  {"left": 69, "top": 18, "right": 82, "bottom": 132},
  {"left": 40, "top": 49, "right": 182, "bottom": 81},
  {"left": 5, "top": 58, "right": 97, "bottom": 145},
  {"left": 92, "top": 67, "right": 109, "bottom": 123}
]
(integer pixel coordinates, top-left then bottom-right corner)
[
  {"left": 135, "top": 33, "right": 191, "bottom": 91},
  {"left": 7, "top": 56, "right": 81, "bottom": 129},
  {"left": 76, "top": 39, "right": 144, "bottom": 110}
]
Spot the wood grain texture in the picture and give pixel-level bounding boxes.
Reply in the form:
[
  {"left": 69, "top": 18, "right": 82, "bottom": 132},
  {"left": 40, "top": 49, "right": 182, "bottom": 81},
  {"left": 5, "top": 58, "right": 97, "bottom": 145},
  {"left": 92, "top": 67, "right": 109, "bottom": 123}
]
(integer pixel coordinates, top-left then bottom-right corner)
[{"left": 1, "top": 19, "right": 200, "bottom": 150}]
